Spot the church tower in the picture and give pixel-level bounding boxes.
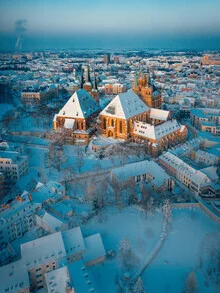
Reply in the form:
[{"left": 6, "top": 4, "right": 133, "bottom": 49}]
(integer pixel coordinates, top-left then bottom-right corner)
[
  {"left": 91, "top": 72, "right": 100, "bottom": 103},
  {"left": 132, "top": 71, "right": 162, "bottom": 109}
]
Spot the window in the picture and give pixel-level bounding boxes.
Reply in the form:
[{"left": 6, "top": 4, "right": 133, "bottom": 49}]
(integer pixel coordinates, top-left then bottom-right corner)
[
  {"left": 103, "top": 118, "right": 106, "bottom": 129},
  {"left": 119, "top": 121, "right": 123, "bottom": 133},
  {"left": 111, "top": 119, "right": 114, "bottom": 127}
]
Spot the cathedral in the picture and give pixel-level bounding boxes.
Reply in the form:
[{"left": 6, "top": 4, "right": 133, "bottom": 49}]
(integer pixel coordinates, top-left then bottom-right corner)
[
  {"left": 99, "top": 89, "right": 187, "bottom": 157},
  {"left": 53, "top": 89, "right": 100, "bottom": 144},
  {"left": 53, "top": 70, "right": 187, "bottom": 156},
  {"left": 132, "top": 72, "right": 162, "bottom": 108}
]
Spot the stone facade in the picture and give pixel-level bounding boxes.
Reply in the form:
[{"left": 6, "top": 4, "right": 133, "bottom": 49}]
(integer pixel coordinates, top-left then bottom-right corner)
[{"left": 132, "top": 72, "right": 162, "bottom": 108}]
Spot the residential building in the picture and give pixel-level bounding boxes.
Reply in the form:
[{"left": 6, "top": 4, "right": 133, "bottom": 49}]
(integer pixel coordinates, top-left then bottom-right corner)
[
  {"left": 0, "top": 260, "right": 30, "bottom": 293},
  {"left": 21, "top": 232, "right": 67, "bottom": 290},
  {"left": 0, "top": 150, "right": 28, "bottom": 183},
  {"left": 0, "top": 193, "right": 35, "bottom": 247},
  {"left": 159, "top": 152, "right": 211, "bottom": 195},
  {"left": 104, "top": 83, "right": 127, "bottom": 95}
]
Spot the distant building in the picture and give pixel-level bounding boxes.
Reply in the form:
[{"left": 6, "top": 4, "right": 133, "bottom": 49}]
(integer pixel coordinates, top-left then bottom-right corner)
[
  {"left": 113, "top": 55, "right": 119, "bottom": 64},
  {"left": 103, "top": 53, "right": 111, "bottom": 64},
  {"left": 190, "top": 108, "right": 220, "bottom": 135},
  {"left": 21, "top": 85, "right": 58, "bottom": 105},
  {"left": 201, "top": 55, "right": 220, "bottom": 66},
  {"left": 104, "top": 83, "right": 127, "bottom": 95}
]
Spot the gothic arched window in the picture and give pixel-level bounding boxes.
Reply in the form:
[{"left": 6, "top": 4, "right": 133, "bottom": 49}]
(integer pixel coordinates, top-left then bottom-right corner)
[
  {"left": 119, "top": 121, "right": 123, "bottom": 133},
  {"left": 103, "top": 118, "right": 106, "bottom": 129}
]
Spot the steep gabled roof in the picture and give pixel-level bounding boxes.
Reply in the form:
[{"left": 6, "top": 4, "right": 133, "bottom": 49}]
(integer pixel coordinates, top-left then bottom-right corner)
[
  {"left": 150, "top": 108, "right": 170, "bottom": 121},
  {"left": 100, "top": 89, "right": 149, "bottom": 119},
  {"left": 57, "top": 89, "right": 99, "bottom": 119}
]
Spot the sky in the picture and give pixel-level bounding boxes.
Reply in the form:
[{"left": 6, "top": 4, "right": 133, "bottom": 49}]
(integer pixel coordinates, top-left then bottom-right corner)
[{"left": 0, "top": 0, "right": 220, "bottom": 50}]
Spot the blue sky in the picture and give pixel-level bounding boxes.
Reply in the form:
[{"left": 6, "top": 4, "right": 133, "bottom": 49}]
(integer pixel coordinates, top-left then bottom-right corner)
[{"left": 0, "top": 0, "right": 220, "bottom": 50}]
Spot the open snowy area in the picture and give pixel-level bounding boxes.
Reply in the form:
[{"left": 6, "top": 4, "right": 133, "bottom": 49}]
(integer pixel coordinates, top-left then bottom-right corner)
[{"left": 81, "top": 206, "right": 220, "bottom": 293}]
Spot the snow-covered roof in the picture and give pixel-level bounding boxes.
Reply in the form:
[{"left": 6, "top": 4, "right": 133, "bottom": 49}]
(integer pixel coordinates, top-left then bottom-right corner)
[
  {"left": 159, "top": 152, "right": 211, "bottom": 185},
  {"left": 45, "top": 266, "right": 70, "bottom": 293},
  {"left": 57, "top": 89, "right": 99, "bottom": 119},
  {"left": 195, "top": 149, "right": 218, "bottom": 160},
  {"left": 64, "top": 118, "right": 75, "bottom": 129},
  {"left": 32, "top": 181, "right": 65, "bottom": 204},
  {"left": 200, "top": 166, "right": 219, "bottom": 181},
  {"left": 68, "top": 260, "right": 97, "bottom": 293},
  {"left": 62, "top": 227, "right": 86, "bottom": 256},
  {"left": 100, "top": 89, "right": 149, "bottom": 119},
  {"left": 112, "top": 160, "right": 170, "bottom": 187},
  {"left": 37, "top": 210, "right": 66, "bottom": 232},
  {"left": 150, "top": 108, "right": 170, "bottom": 121},
  {"left": 134, "top": 119, "right": 181, "bottom": 140},
  {"left": 83, "top": 233, "right": 106, "bottom": 264},
  {"left": 0, "top": 260, "right": 30, "bottom": 293},
  {"left": 21, "top": 232, "right": 66, "bottom": 269}
]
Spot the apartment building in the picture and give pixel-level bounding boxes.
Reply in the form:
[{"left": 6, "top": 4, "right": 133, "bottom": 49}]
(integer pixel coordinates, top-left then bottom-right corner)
[
  {"left": 0, "top": 150, "right": 28, "bottom": 183},
  {"left": 159, "top": 152, "right": 211, "bottom": 195},
  {"left": 0, "top": 193, "right": 35, "bottom": 247}
]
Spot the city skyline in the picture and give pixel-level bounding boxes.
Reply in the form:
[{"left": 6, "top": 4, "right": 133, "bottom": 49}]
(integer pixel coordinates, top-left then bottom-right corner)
[{"left": 0, "top": 0, "right": 220, "bottom": 50}]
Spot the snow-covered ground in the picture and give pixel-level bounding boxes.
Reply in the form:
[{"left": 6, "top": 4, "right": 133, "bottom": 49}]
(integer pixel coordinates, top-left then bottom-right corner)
[
  {"left": 8, "top": 116, "right": 52, "bottom": 132},
  {"left": 82, "top": 206, "right": 163, "bottom": 293},
  {"left": 0, "top": 103, "right": 14, "bottom": 119},
  {"left": 142, "top": 207, "right": 220, "bottom": 293},
  {"left": 79, "top": 206, "right": 220, "bottom": 293}
]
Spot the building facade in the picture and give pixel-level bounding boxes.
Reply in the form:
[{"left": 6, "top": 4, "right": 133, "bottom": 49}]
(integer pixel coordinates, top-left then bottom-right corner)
[
  {"left": 132, "top": 72, "right": 162, "bottom": 108},
  {"left": 0, "top": 150, "right": 29, "bottom": 184},
  {"left": 53, "top": 89, "right": 100, "bottom": 144}
]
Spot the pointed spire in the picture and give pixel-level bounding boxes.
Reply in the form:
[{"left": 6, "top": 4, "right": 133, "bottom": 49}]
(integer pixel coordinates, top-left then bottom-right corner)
[
  {"left": 87, "top": 65, "right": 91, "bottom": 83},
  {"left": 134, "top": 71, "right": 138, "bottom": 87},
  {"left": 80, "top": 67, "right": 84, "bottom": 89},
  {"left": 93, "top": 72, "right": 98, "bottom": 90}
]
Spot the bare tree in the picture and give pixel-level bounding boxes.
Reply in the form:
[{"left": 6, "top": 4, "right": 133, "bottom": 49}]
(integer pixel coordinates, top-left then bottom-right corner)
[
  {"left": 132, "top": 277, "right": 146, "bottom": 293},
  {"left": 118, "top": 238, "right": 139, "bottom": 274},
  {"left": 184, "top": 271, "right": 198, "bottom": 293}
]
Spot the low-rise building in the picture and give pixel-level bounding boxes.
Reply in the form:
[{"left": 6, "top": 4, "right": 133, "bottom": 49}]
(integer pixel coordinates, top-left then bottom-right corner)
[
  {"left": 159, "top": 152, "right": 211, "bottom": 195},
  {"left": 193, "top": 149, "right": 219, "bottom": 166},
  {"left": 0, "top": 150, "right": 28, "bottom": 183},
  {"left": 190, "top": 108, "right": 220, "bottom": 132},
  {"left": 104, "top": 83, "right": 127, "bottom": 94},
  {"left": 111, "top": 160, "right": 173, "bottom": 192},
  {"left": 35, "top": 210, "right": 68, "bottom": 233}
]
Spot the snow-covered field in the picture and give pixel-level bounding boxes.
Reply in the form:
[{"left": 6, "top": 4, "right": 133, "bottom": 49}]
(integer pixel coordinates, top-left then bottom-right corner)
[
  {"left": 0, "top": 103, "right": 14, "bottom": 119},
  {"left": 83, "top": 206, "right": 163, "bottom": 293},
  {"left": 142, "top": 208, "right": 220, "bottom": 293},
  {"left": 81, "top": 206, "right": 219, "bottom": 293},
  {"left": 9, "top": 116, "right": 51, "bottom": 132}
]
